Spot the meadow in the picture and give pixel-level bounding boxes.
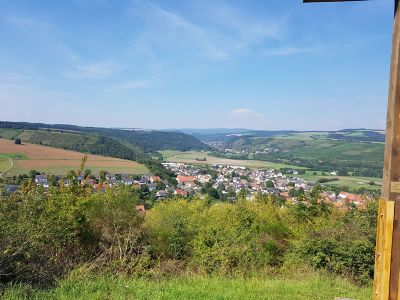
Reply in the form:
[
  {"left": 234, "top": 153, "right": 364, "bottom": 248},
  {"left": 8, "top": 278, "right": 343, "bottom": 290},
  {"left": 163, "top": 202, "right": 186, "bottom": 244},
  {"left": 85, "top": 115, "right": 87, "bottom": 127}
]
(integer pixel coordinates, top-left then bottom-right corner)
[
  {"left": 0, "top": 139, "right": 149, "bottom": 176},
  {"left": 161, "top": 150, "right": 304, "bottom": 169}
]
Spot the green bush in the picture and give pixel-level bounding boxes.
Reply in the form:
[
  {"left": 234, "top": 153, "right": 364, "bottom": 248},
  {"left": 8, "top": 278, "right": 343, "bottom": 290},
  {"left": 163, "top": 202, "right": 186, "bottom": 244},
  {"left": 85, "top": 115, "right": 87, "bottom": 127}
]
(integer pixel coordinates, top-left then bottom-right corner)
[
  {"left": 190, "top": 200, "right": 289, "bottom": 274},
  {"left": 84, "top": 187, "right": 150, "bottom": 273},
  {"left": 0, "top": 185, "right": 378, "bottom": 288},
  {"left": 0, "top": 189, "right": 92, "bottom": 285},
  {"left": 290, "top": 201, "right": 377, "bottom": 284}
]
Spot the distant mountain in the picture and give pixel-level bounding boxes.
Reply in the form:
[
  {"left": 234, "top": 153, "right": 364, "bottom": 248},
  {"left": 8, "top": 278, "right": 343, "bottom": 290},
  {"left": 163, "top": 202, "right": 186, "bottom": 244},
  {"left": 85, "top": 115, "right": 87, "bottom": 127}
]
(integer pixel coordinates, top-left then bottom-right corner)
[{"left": 176, "top": 128, "right": 251, "bottom": 135}]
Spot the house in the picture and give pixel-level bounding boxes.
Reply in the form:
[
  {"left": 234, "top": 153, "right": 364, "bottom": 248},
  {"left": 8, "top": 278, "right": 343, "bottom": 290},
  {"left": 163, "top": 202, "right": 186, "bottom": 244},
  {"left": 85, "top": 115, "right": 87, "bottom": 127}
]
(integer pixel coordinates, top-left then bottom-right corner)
[
  {"left": 174, "top": 189, "right": 188, "bottom": 197},
  {"left": 197, "top": 174, "right": 212, "bottom": 183},
  {"left": 5, "top": 185, "right": 19, "bottom": 194},
  {"left": 121, "top": 175, "right": 133, "bottom": 185},
  {"left": 34, "top": 174, "right": 46, "bottom": 183},
  {"left": 176, "top": 175, "right": 196, "bottom": 185},
  {"left": 156, "top": 190, "right": 168, "bottom": 198},
  {"left": 109, "top": 179, "right": 120, "bottom": 186},
  {"left": 264, "top": 187, "right": 280, "bottom": 195},
  {"left": 34, "top": 175, "right": 49, "bottom": 188},
  {"left": 150, "top": 176, "right": 161, "bottom": 183},
  {"left": 105, "top": 174, "right": 116, "bottom": 181},
  {"left": 346, "top": 193, "right": 366, "bottom": 207},
  {"left": 85, "top": 179, "right": 97, "bottom": 186},
  {"left": 135, "top": 205, "right": 145, "bottom": 213}
]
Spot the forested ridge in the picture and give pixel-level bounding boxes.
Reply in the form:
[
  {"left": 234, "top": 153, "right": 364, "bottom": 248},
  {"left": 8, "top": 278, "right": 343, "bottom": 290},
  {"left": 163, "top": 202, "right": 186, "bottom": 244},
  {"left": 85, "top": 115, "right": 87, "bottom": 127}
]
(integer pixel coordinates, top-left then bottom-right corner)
[{"left": 0, "top": 121, "right": 211, "bottom": 152}]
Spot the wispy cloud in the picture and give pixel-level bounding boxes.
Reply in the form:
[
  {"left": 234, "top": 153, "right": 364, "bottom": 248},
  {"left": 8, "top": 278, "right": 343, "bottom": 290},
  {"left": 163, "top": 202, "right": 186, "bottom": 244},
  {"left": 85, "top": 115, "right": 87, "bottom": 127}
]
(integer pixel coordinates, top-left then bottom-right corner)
[
  {"left": 129, "top": 1, "right": 286, "bottom": 60},
  {"left": 230, "top": 108, "right": 264, "bottom": 118},
  {"left": 65, "top": 62, "right": 124, "bottom": 79},
  {"left": 264, "top": 46, "right": 322, "bottom": 57}
]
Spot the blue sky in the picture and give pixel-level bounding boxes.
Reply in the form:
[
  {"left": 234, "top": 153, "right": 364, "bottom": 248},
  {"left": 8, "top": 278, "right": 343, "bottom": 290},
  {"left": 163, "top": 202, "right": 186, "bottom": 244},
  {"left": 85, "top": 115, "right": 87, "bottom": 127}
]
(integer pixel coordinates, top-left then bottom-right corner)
[{"left": 0, "top": 0, "right": 394, "bottom": 130}]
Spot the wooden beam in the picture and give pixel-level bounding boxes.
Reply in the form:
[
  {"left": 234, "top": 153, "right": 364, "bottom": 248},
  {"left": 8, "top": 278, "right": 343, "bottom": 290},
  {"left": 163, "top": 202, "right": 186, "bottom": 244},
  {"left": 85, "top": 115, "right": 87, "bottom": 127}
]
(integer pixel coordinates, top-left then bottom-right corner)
[{"left": 381, "top": 2, "right": 400, "bottom": 299}]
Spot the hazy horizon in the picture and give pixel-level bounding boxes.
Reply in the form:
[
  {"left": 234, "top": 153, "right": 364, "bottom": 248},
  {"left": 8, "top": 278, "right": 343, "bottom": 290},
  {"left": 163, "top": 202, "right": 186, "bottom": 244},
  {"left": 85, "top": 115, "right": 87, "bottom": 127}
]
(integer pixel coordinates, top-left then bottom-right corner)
[{"left": 0, "top": 120, "right": 386, "bottom": 133}]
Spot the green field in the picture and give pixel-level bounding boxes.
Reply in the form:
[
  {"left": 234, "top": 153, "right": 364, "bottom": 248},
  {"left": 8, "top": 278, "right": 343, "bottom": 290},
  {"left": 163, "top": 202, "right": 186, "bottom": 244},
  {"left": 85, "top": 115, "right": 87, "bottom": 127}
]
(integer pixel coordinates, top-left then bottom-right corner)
[
  {"left": 0, "top": 155, "right": 12, "bottom": 173},
  {"left": 296, "top": 171, "right": 382, "bottom": 191},
  {"left": 1, "top": 153, "right": 28, "bottom": 160},
  {"left": 2, "top": 275, "right": 371, "bottom": 300},
  {"left": 290, "top": 140, "right": 384, "bottom": 162},
  {"left": 161, "top": 150, "right": 305, "bottom": 169}
]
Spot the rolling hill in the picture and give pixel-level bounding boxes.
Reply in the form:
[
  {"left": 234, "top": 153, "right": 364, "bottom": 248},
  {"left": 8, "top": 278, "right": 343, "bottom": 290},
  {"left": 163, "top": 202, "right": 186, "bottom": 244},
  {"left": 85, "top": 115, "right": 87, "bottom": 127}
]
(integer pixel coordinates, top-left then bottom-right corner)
[
  {"left": 0, "top": 139, "right": 149, "bottom": 176},
  {"left": 186, "top": 129, "right": 385, "bottom": 178}
]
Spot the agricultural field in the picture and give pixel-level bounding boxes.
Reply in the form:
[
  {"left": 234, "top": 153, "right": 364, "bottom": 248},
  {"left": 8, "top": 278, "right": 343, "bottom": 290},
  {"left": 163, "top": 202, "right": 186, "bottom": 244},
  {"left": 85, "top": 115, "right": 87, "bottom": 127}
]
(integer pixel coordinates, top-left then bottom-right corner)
[
  {"left": 160, "top": 150, "right": 304, "bottom": 169},
  {"left": 0, "top": 139, "right": 150, "bottom": 176},
  {"left": 0, "top": 129, "right": 22, "bottom": 140}
]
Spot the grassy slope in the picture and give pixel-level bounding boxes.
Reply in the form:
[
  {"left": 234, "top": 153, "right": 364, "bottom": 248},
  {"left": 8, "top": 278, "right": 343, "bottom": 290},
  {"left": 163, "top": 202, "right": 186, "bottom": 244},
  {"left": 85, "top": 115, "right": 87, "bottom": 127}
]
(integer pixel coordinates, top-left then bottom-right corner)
[
  {"left": 3, "top": 275, "right": 371, "bottom": 300},
  {"left": 161, "top": 150, "right": 304, "bottom": 169},
  {"left": 290, "top": 139, "right": 384, "bottom": 162}
]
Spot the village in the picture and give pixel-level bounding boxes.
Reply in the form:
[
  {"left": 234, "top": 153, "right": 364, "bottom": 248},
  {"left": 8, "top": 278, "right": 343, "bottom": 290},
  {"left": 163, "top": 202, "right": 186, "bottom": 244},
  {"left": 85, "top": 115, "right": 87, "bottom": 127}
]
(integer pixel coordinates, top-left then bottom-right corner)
[{"left": 7, "top": 162, "right": 368, "bottom": 209}]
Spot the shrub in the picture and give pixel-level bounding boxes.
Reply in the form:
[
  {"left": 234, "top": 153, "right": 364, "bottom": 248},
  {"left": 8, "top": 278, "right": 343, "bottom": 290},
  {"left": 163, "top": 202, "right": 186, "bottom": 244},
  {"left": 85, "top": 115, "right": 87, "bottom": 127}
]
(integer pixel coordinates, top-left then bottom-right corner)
[
  {"left": 290, "top": 201, "right": 377, "bottom": 284},
  {"left": 0, "top": 189, "right": 92, "bottom": 285},
  {"left": 190, "top": 200, "right": 290, "bottom": 274},
  {"left": 84, "top": 187, "right": 150, "bottom": 273}
]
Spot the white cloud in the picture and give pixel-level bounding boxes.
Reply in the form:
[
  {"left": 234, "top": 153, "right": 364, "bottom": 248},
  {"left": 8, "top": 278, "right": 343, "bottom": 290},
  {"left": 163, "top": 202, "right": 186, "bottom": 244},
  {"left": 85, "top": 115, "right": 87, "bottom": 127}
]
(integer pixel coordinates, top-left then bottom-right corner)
[
  {"left": 230, "top": 108, "right": 264, "bottom": 118},
  {"left": 66, "top": 62, "right": 124, "bottom": 79}
]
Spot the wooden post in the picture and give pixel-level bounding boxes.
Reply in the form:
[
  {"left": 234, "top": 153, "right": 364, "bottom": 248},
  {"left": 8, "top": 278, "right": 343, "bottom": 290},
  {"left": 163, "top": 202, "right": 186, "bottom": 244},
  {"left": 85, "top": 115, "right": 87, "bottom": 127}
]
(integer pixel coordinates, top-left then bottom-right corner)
[
  {"left": 375, "top": 2, "right": 400, "bottom": 299},
  {"left": 374, "top": 199, "right": 395, "bottom": 299}
]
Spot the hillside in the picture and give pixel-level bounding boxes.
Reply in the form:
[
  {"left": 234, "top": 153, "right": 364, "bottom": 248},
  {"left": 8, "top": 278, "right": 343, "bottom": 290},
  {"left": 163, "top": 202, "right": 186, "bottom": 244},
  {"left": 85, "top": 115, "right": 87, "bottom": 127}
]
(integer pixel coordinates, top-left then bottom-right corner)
[
  {"left": 191, "top": 129, "right": 385, "bottom": 178},
  {"left": 187, "top": 128, "right": 385, "bottom": 143},
  {"left": 0, "top": 123, "right": 187, "bottom": 181},
  {"left": 0, "top": 121, "right": 211, "bottom": 153},
  {"left": 0, "top": 139, "right": 149, "bottom": 176}
]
